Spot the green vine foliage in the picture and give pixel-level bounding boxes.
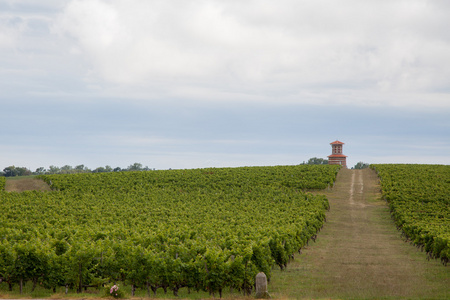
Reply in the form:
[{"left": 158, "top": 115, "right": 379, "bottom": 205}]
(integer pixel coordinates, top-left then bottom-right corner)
[
  {"left": 0, "top": 165, "right": 340, "bottom": 296},
  {"left": 371, "top": 164, "right": 450, "bottom": 265},
  {"left": 0, "top": 176, "right": 6, "bottom": 191}
]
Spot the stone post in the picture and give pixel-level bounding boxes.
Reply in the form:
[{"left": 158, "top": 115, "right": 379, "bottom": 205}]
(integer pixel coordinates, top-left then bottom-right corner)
[{"left": 255, "top": 272, "right": 270, "bottom": 298}]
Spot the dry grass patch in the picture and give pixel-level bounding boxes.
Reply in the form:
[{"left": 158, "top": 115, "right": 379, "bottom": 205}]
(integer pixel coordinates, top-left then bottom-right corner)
[{"left": 5, "top": 177, "right": 52, "bottom": 192}]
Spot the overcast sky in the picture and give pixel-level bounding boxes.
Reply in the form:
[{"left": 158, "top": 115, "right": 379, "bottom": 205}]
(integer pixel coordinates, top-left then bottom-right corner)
[{"left": 1, "top": 0, "right": 449, "bottom": 171}]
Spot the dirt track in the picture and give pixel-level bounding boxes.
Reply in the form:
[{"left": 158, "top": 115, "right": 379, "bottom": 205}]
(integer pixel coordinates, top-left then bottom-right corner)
[{"left": 270, "top": 168, "right": 450, "bottom": 299}]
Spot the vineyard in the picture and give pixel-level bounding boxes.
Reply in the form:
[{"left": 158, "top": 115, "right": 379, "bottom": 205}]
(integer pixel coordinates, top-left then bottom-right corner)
[
  {"left": 0, "top": 165, "right": 340, "bottom": 297},
  {"left": 371, "top": 164, "right": 450, "bottom": 265}
]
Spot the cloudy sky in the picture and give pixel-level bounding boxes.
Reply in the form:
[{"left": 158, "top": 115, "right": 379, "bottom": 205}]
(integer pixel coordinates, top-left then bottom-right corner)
[{"left": 1, "top": 0, "right": 449, "bottom": 171}]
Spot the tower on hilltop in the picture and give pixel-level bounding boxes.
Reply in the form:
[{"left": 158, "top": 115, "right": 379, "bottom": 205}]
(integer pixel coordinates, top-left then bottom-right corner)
[{"left": 327, "top": 140, "right": 347, "bottom": 168}]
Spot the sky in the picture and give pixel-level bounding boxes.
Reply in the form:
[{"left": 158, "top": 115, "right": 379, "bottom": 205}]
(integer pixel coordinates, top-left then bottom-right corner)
[{"left": 1, "top": 0, "right": 449, "bottom": 171}]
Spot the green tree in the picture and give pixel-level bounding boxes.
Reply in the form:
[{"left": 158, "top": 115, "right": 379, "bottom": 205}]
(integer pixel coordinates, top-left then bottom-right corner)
[
  {"left": 2, "top": 166, "right": 31, "bottom": 176},
  {"left": 75, "top": 165, "right": 90, "bottom": 173},
  {"left": 127, "top": 163, "right": 143, "bottom": 171},
  {"left": 60, "top": 165, "right": 73, "bottom": 174},
  {"left": 16, "top": 167, "right": 32, "bottom": 176},
  {"left": 306, "top": 157, "right": 328, "bottom": 165},
  {"left": 35, "top": 167, "right": 46, "bottom": 175},
  {"left": 48, "top": 165, "right": 61, "bottom": 174},
  {"left": 93, "top": 167, "right": 107, "bottom": 173},
  {"left": 354, "top": 162, "right": 370, "bottom": 169},
  {"left": 3, "top": 166, "right": 17, "bottom": 177}
]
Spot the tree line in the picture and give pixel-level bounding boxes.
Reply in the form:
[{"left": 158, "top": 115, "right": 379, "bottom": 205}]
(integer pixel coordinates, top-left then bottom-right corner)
[
  {"left": 1, "top": 159, "right": 370, "bottom": 177},
  {"left": 1, "top": 163, "right": 152, "bottom": 177},
  {"left": 301, "top": 157, "right": 369, "bottom": 169}
]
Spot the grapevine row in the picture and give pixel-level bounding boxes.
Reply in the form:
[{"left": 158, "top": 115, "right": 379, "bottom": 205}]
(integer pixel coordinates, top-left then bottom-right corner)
[{"left": 371, "top": 164, "right": 449, "bottom": 265}]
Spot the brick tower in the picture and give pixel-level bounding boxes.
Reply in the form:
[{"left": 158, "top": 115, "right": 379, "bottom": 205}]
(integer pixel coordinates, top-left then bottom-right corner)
[{"left": 328, "top": 140, "right": 347, "bottom": 167}]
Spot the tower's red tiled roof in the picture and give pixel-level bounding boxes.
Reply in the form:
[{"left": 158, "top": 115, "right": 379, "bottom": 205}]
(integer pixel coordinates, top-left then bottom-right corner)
[
  {"left": 328, "top": 154, "right": 348, "bottom": 158},
  {"left": 330, "top": 140, "right": 344, "bottom": 145}
]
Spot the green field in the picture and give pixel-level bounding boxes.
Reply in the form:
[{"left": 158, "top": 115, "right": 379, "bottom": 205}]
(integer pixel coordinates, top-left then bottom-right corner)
[{"left": 0, "top": 165, "right": 340, "bottom": 298}]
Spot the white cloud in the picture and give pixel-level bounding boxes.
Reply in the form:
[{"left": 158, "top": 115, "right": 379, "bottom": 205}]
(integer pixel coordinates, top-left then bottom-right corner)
[
  {"left": 0, "top": 0, "right": 448, "bottom": 109},
  {"left": 51, "top": 0, "right": 450, "bottom": 108},
  {"left": 0, "top": 15, "right": 23, "bottom": 49},
  {"left": 0, "top": 27, "right": 15, "bottom": 48}
]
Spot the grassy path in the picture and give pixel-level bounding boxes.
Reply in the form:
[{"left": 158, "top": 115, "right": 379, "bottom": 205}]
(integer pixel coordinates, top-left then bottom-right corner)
[{"left": 270, "top": 168, "right": 449, "bottom": 300}]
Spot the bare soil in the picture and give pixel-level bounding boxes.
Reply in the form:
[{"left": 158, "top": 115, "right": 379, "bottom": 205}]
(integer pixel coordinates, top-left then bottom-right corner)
[
  {"left": 270, "top": 168, "right": 450, "bottom": 299},
  {"left": 5, "top": 177, "right": 52, "bottom": 192}
]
